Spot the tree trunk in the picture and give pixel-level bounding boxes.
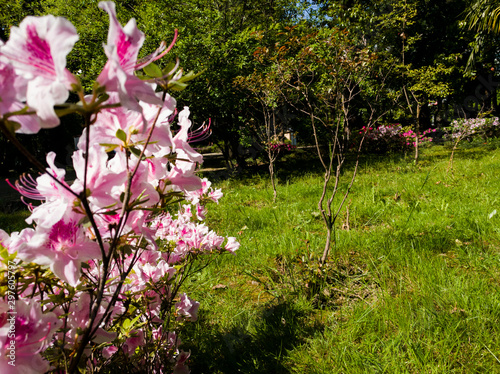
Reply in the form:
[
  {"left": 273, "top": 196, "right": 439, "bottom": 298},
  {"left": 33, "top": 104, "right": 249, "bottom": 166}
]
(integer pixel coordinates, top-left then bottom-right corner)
[
  {"left": 415, "top": 104, "right": 421, "bottom": 164},
  {"left": 320, "top": 224, "right": 333, "bottom": 265},
  {"left": 269, "top": 156, "right": 277, "bottom": 203}
]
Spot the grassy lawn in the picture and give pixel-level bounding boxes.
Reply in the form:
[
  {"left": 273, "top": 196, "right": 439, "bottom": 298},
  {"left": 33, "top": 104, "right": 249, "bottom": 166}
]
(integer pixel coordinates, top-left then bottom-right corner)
[
  {"left": 183, "top": 141, "right": 500, "bottom": 373},
  {"left": 2, "top": 141, "right": 500, "bottom": 372}
]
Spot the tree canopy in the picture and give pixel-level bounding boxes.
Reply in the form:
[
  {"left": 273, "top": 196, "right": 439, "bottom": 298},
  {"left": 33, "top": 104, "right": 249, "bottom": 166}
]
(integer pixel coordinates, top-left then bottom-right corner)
[{"left": 0, "top": 0, "right": 498, "bottom": 172}]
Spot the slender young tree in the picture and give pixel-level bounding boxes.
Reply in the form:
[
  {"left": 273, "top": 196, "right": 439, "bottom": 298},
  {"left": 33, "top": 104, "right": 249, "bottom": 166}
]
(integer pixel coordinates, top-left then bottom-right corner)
[
  {"left": 235, "top": 70, "right": 285, "bottom": 202},
  {"left": 256, "top": 24, "right": 386, "bottom": 264}
]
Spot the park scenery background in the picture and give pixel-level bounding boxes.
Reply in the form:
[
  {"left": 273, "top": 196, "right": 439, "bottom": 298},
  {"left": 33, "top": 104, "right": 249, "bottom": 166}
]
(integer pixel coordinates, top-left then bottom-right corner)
[{"left": 2, "top": 0, "right": 500, "bottom": 373}]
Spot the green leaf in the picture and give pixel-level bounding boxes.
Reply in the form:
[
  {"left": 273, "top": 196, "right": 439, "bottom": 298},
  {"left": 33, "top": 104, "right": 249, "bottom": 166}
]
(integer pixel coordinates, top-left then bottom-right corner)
[
  {"left": 178, "top": 69, "right": 205, "bottom": 83},
  {"left": 116, "top": 129, "right": 127, "bottom": 143},
  {"left": 122, "top": 318, "right": 132, "bottom": 331},
  {"left": 167, "top": 80, "right": 188, "bottom": 91},
  {"left": 99, "top": 143, "right": 119, "bottom": 152},
  {"left": 130, "top": 198, "right": 150, "bottom": 208},
  {"left": 162, "top": 62, "right": 177, "bottom": 76},
  {"left": 4, "top": 120, "right": 21, "bottom": 134},
  {"left": 101, "top": 210, "right": 119, "bottom": 215},
  {"left": 129, "top": 146, "right": 143, "bottom": 158},
  {"left": 143, "top": 62, "right": 163, "bottom": 78}
]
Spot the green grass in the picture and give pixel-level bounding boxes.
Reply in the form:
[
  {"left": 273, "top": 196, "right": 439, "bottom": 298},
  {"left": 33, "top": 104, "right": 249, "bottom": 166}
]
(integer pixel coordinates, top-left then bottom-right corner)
[
  {"left": 183, "top": 143, "right": 500, "bottom": 373},
  {"left": 3, "top": 142, "right": 500, "bottom": 372}
]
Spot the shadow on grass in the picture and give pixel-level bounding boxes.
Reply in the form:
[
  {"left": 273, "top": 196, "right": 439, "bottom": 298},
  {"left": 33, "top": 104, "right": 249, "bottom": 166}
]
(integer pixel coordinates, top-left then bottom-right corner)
[
  {"left": 202, "top": 139, "right": 500, "bottom": 187},
  {"left": 183, "top": 299, "right": 321, "bottom": 374},
  {"left": 393, "top": 229, "right": 457, "bottom": 254},
  {"left": 201, "top": 148, "right": 409, "bottom": 185},
  {"left": 0, "top": 199, "right": 30, "bottom": 233}
]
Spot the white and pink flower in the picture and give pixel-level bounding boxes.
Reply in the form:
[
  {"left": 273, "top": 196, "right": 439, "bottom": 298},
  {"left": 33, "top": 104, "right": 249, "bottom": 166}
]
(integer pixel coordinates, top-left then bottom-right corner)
[{"left": 0, "top": 15, "right": 78, "bottom": 128}]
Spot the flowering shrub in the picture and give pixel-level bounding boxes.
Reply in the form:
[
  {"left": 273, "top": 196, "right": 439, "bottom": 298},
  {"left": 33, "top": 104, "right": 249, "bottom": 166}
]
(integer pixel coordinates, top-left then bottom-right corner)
[
  {"left": 0, "top": 2, "right": 238, "bottom": 373},
  {"left": 401, "top": 128, "right": 437, "bottom": 148},
  {"left": 268, "top": 142, "right": 297, "bottom": 153},
  {"left": 446, "top": 117, "right": 500, "bottom": 141},
  {"left": 359, "top": 124, "right": 436, "bottom": 154}
]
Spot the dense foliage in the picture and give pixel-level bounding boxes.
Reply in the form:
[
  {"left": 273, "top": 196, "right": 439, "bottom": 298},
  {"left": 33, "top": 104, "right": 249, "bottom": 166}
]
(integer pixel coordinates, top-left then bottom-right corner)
[{"left": 1, "top": 0, "right": 500, "bottom": 172}]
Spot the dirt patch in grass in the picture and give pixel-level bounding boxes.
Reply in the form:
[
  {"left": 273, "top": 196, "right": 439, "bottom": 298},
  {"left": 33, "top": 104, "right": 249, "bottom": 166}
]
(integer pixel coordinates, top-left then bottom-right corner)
[{"left": 249, "top": 251, "right": 380, "bottom": 312}]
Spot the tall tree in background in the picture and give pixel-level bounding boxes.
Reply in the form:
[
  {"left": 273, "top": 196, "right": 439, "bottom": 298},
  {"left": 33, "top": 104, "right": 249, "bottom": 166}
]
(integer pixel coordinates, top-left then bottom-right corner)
[
  {"left": 464, "top": 0, "right": 500, "bottom": 116},
  {"left": 136, "top": 0, "right": 301, "bottom": 169},
  {"left": 311, "top": 0, "right": 472, "bottom": 126}
]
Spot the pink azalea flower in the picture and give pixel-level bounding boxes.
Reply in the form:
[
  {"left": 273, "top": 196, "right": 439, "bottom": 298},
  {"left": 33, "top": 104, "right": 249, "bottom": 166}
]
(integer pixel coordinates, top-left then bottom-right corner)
[
  {"left": 97, "top": 1, "right": 162, "bottom": 112},
  {"left": 0, "top": 299, "right": 61, "bottom": 374},
  {"left": 225, "top": 237, "right": 239, "bottom": 254},
  {"left": 17, "top": 214, "right": 101, "bottom": 286},
  {"left": 25, "top": 152, "right": 79, "bottom": 229},
  {"left": 195, "top": 204, "right": 207, "bottom": 220},
  {"left": 0, "top": 15, "right": 78, "bottom": 127},
  {"left": 175, "top": 293, "right": 199, "bottom": 322},
  {"left": 184, "top": 178, "right": 224, "bottom": 206},
  {"left": 165, "top": 165, "right": 202, "bottom": 192},
  {"left": 173, "top": 350, "right": 191, "bottom": 374},
  {"left": 0, "top": 229, "right": 10, "bottom": 251},
  {"left": 77, "top": 95, "right": 175, "bottom": 160},
  {"left": 173, "top": 107, "right": 204, "bottom": 168},
  {"left": 4, "top": 228, "right": 34, "bottom": 257},
  {"left": 122, "top": 330, "right": 145, "bottom": 356},
  {"left": 63, "top": 293, "right": 118, "bottom": 347},
  {"left": 0, "top": 58, "right": 41, "bottom": 134},
  {"left": 102, "top": 345, "right": 118, "bottom": 359},
  {"left": 134, "top": 260, "right": 175, "bottom": 284},
  {"left": 71, "top": 145, "right": 127, "bottom": 209},
  {"left": 208, "top": 188, "right": 223, "bottom": 203},
  {"left": 106, "top": 150, "right": 160, "bottom": 207}
]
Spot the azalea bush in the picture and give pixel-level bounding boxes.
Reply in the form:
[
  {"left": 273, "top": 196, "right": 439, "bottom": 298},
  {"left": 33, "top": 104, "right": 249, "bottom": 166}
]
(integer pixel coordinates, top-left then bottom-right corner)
[
  {"left": 0, "top": 2, "right": 238, "bottom": 373},
  {"left": 446, "top": 117, "right": 500, "bottom": 142},
  {"left": 359, "top": 124, "right": 436, "bottom": 154},
  {"left": 268, "top": 141, "right": 297, "bottom": 153},
  {"left": 401, "top": 127, "right": 437, "bottom": 148},
  {"left": 445, "top": 117, "right": 500, "bottom": 172}
]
